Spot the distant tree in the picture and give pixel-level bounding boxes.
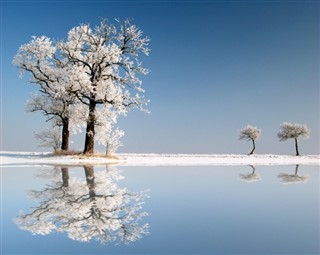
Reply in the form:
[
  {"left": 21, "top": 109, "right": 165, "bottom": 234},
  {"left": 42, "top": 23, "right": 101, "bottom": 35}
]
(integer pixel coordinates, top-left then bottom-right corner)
[
  {"left": 34, "top": 127, "right": 62, "bottom": 152},
  {"left": 277, "top": 122, "right": 310, "bottom": 156},
  {"left": 239, "top": 125, "right": 261, "bottom": 155}
]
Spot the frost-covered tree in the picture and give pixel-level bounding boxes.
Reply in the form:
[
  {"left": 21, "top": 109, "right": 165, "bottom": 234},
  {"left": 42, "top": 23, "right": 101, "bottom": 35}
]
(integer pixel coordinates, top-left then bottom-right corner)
[
  {"left": 94, "top": 105, "right": 124, "bottom": 156},
  {"left": 96, "top": 121, "right": 124, "bottom": 156},
  {"left": 34, "top": 127, "right": 62, "bottom": 151},
  {"left": 277, "top": 122, "right": 310, "bottom": 156},
  {"left": 15, "top": 165, "right": 149, "bottom": 244},
  {"left": 104, "top": 128, "right": 125, "bottom": 156},
  {"left": 14, "top": 19, "right": 149, "bottom": 154},
  {"left": 239, "top": 125, "right": 261, "bottom": 155},
  {"left": 13, "top": 36, "right": 85, "bottom": 151},
  {"left": 58, "top": 19, "right": 150, "bottom": 154}
]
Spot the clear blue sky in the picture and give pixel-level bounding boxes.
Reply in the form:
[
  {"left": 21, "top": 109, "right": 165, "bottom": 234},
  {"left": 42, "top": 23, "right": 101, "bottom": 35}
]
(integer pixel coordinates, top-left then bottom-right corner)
[{"left": 1, "top": 0, "right": 319, "bottom": 154}]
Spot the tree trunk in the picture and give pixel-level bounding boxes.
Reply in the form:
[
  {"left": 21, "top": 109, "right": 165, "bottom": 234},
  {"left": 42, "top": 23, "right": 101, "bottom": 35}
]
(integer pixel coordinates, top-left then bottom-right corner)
[
  {"left": 61, "top": 118, "right": 70, "bottom": 151},
  {"left": 61, "top": 167, "right": 69, "bottom": 188},
  {"left": 83, "top": 99, "right": 96, "bottom": 154},
  {"left": 84, "top": 165, "right": 95, "bottom": 198},
  {"left": 249, "top": 139, "right": 256, "bottom": 155},
  {"left": 249, "top": 165, "right": 256, "bottom": 174},
  {"left": 295, "top": 138, "right": 299, "bottom": 156},
  {"left": 294, "top": 164, "right": 299, "bottom": 176}
]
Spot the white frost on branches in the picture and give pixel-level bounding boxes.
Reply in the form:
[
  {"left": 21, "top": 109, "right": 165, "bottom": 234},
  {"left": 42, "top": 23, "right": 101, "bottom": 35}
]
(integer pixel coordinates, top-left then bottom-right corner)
[
  {"left": 239, "top": 125, "right": 261, "bottom": 155},
  {"left": 239, "top": 125, "right": 261, "bottom": 141},
  {"left": 94, "top": 105, "right": 124, "bottom": 155},
  {"left": 277, "top": 122, "right": 310, "bottom": 141},
  {"left": 34, "top": 127, "right": 61, "bottom": 151},
  {"left": 277, "top": 122, "right": 310, "bottom": 156},
  {"left": 104, "top": 128, "right": 125, "bottom": 156},
  {"left": 14, "top": 18, "right": 150, "bottom": 153}
]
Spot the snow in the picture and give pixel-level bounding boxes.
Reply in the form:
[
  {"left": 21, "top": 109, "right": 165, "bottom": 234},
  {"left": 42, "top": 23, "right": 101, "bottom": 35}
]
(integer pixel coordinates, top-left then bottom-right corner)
[{"left": 1, "top": 151, "right": 319, "bottom": 167}]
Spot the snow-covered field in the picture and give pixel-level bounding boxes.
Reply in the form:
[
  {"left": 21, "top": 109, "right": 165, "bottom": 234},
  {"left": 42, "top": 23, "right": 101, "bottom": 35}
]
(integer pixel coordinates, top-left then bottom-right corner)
[{"left": 1, "top": 151, "right": 319, "bottom": 167}]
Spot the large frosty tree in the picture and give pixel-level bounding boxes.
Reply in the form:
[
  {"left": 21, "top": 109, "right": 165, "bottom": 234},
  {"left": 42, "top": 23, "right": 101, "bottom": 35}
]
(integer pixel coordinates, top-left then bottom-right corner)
[
  {"left": 58, "top": 19, "right": 150, "bottom": 154},
  {"left": 277, "top": 122, "right": 310, "bottom": 156},
  {"left": 239, "top": 125, "right": 261, "bottom": 155},
  {"left": 14, "top": 18, "right": 149, "bottom": 154}
]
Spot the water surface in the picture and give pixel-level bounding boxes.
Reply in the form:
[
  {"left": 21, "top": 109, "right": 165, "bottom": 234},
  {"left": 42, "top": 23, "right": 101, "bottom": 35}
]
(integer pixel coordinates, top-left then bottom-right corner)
[{"left": 2, "top": 165, "right": 319, "bottom": 254}]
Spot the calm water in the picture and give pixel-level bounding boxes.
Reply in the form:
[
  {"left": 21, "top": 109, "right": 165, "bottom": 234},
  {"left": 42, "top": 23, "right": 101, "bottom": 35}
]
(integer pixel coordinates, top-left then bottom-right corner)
[{"left": 1, "top": 165, "right": 319, "bottom": 255}]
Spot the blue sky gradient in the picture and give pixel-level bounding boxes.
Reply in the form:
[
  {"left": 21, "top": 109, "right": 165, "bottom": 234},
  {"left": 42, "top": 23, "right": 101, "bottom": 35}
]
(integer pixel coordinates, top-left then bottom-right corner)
[{"left": 1, "top": 0, "right": 319, "bottom": 154}]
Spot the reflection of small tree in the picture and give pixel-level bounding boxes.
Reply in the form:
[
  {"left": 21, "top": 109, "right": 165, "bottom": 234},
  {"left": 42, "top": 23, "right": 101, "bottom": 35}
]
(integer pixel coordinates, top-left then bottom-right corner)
[
  {"left": 15, "top": 165, "right": 149, "bottom": 244},
  {"left": 277, "top": 122, "right": 310, "bottom": 156},
  {"left": 239, "top": 165, "right": 261, "bottom": 182},
  {"left": 278, "top": 165, "right": 309, "bottom": 184},
  {"left": 239, "top": 125, "right": 261, "bottom": 155}
]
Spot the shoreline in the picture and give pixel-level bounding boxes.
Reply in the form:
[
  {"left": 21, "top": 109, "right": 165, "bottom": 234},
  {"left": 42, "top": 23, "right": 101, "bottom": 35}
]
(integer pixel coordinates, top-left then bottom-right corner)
[{"left": 1, "top": 151, "right": 319, "bottom": 167}]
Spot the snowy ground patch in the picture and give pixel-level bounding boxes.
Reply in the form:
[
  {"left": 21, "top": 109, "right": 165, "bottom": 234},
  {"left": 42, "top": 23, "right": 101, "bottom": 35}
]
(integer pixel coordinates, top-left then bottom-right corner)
[{"left": 1, "top": 151, "right": 319, "bottom": 167}]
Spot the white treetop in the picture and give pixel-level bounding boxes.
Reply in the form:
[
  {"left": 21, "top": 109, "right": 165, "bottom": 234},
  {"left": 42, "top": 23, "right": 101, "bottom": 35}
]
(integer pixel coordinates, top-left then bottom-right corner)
[
  {"left": 239, "top": 125, "right": 261, "bottom": 141},
  {"left": 277, "top": 122, "right": 310, "bottom": 141}
]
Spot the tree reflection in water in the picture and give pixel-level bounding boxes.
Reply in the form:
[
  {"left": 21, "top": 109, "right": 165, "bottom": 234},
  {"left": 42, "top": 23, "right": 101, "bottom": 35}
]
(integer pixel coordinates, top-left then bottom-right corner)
[
  {"left": 278, "top": 165, "right": 309, "bottom": 184},
  {"left": 239, "top": 165, "right": 261, "bottom": 182},
  {"left": 14, "top": 165, "right": 149, "bottom": 244}
]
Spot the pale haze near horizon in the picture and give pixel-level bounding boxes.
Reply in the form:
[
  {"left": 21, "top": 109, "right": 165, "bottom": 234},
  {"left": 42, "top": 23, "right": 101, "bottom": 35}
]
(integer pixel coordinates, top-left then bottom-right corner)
[{"left": 1, "top": 1, "right": 319, "bottom": 155}]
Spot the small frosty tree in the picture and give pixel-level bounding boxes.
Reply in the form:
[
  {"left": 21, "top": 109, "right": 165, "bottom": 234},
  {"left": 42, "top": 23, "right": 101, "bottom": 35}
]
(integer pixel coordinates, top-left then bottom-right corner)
[
  {"left": 34, "top": 127, "right": 61, "bottom": 152},
  {"left": 94, "top": 105, "right": 124, "bottom": 156},
  {"left": 104, "top": 128, "right": 125, "bottom": 156},
  {"left": 239, "top": 125, "right": 261, "bottom": 155},
  {"left": 277, "top": 122, "right": 310, "bottom": 156}
]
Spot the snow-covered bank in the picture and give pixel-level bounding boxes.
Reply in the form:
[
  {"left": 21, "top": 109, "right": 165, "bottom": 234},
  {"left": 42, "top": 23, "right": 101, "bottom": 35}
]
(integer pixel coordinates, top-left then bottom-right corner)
[{"left": 1, "top": 151, "right": 319, "bottom": 167}]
